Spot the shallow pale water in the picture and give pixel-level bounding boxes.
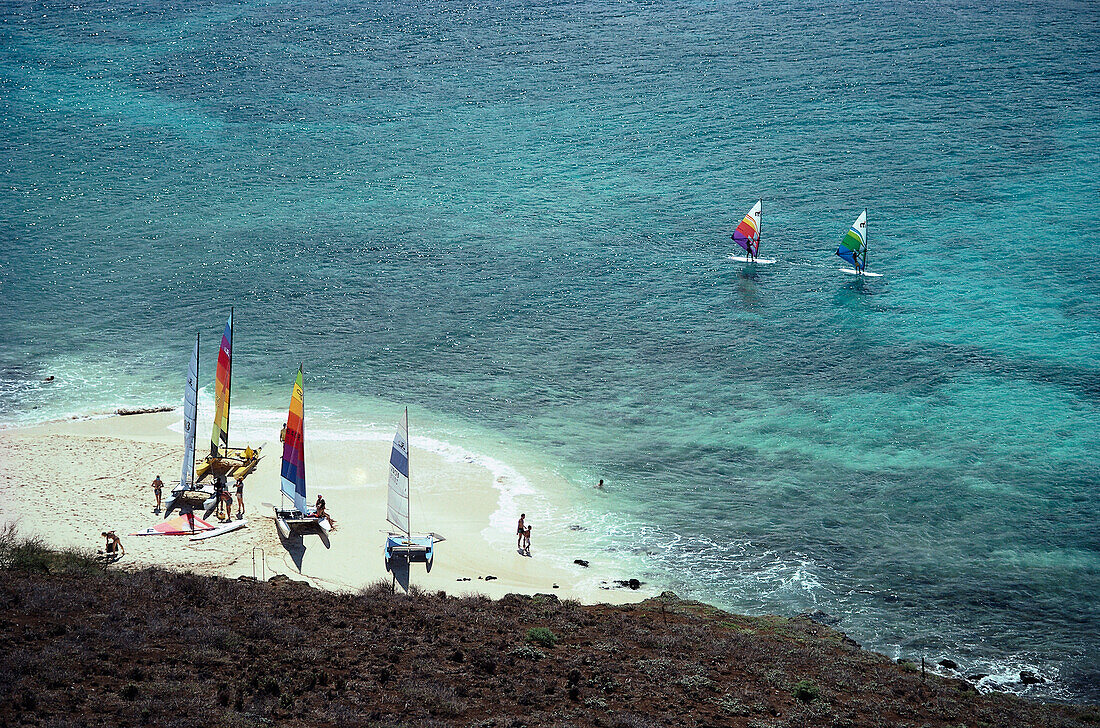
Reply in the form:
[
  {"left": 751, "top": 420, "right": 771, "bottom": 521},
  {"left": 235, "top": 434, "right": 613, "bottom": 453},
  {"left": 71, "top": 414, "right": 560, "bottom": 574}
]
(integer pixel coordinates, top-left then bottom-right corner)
[{"left": 2, "top": 0, "right": 1098, "bottom": 701}]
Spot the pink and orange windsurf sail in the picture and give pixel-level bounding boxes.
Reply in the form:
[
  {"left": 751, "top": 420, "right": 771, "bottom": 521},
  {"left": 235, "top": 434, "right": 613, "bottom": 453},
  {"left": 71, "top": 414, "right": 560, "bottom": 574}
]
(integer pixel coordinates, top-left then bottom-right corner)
[
  {"left": 210, "top": 311, "right": 233, "bottom": 457},
  {"left": 280, "top": 366, "right": 308, "bottom": 514},
  {"left": 732, "top": 200, "right": 762, "bottom": 258}
]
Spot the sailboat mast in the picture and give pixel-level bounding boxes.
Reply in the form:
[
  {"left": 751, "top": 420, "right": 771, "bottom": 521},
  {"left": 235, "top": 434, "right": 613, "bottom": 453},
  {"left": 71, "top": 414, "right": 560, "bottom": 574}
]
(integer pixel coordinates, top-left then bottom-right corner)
[
  {"left": 225, "top": 307, "right": 234, "bottom": 451},
  {"left": 404, "top": 406, "right": 410, "bottom": 539},
  {"left": 192, "top": 331, "right": 199, "bottom": 489}
]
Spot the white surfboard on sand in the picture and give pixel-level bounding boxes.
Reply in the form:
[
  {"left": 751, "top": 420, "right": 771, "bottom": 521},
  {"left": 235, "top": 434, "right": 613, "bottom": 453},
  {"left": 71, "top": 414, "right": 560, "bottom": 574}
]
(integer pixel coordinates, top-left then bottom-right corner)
[{"left": 190, "top": 519, "right": 247, "bottom": 541}]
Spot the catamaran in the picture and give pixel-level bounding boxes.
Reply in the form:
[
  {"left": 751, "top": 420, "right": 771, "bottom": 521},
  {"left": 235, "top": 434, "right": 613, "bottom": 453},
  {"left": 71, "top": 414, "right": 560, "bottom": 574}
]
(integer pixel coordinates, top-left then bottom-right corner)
[
  {"left": 274, "top": 366, "right": 330, "bottom": 539},
  {"left": 384, "top": 408, "right": 434, "bottom": 570},
  {"left": 195, "top": 309, "right": 263, "bottom": 482},
  {"left": 729, "top": 200, "right": 775, "bottom": 264},
  {"left": 836, "top": 210, "right": 883, "bottom": 277},
  {"left": 164, "top": 333, "right": 213, "bottom": 513}
]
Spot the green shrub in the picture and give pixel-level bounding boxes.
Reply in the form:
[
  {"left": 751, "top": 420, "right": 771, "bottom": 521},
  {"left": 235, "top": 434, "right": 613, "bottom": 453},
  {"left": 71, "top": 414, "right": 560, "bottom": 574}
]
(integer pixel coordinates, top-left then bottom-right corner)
[
  {"left": 526, "top": 626, "right": 559, "bottom": 648},
  {"left": 792, "top": 679, "right": 820, "bottom": 703}
]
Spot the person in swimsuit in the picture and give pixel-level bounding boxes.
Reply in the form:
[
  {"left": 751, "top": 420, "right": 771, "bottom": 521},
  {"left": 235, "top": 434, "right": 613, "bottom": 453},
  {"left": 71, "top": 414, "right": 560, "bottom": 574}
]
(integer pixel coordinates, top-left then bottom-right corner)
[
  {"left": 234, "top": 478, "right": 245, "bottom": 518},
  {"left": 151, "top": 475, "right": 163, "bottom": 511},
  {"left": 280, "top": 423, "right": 287, "bottom": 444},
  {"left": 102, "top": 531, "right": 124, "bottom": 560},
  {"left": 523, "top": 525, "right": 532, "bottom": 554},
  {"left": 517, "top": 513, "right": 526, "bottom": 550},
  {"left": 220, "top": 489, "right": 233, "bottom": 522},
  {"left": 314, "top": 494, "right": 334, "bottom": 529}
]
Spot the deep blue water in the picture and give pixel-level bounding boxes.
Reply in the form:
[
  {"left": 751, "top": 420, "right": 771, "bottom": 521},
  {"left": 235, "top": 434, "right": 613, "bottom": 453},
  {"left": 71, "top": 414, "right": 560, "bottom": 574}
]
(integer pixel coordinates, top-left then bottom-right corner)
[{"left": 2, "top": 0, "right": 1098, "bottom": 701}]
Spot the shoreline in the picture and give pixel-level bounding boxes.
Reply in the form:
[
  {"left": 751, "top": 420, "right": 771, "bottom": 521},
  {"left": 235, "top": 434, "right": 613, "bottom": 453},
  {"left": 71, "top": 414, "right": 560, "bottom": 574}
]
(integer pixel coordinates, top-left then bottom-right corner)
[{"left": 0, "top": 410, "right": 651, "bottom": 604}]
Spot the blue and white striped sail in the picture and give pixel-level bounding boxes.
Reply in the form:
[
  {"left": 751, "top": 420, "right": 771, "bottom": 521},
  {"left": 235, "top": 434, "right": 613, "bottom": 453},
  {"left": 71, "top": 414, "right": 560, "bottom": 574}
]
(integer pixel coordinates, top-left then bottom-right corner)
[
  {"left": 386, "top": 410, "right": 410, "bottom": 536},
  {"left": 178, "top": 334, "right": 199, "bottom": 493}
]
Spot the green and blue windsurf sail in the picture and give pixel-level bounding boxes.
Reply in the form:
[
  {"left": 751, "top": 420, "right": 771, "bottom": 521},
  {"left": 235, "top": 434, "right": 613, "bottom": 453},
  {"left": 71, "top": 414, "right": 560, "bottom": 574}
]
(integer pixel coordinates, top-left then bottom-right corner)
[{"left": 836, "top": 210, "right": 867, "bottom": 270}]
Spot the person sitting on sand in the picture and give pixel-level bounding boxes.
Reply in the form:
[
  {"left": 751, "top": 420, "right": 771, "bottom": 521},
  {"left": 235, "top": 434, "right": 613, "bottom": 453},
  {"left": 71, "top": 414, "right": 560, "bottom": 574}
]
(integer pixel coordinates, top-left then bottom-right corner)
[
  {"left": 151, "top": 475, "right": 163, "bottom": 511},
  {"left": 102, "top": 531, "right": 124, "bottom": 559},
  {"left": 235, "top": 478, "right": 245, "bottom": 519},
  {"left": 517, "top": 513, "right": 526, "bottom": 549}
]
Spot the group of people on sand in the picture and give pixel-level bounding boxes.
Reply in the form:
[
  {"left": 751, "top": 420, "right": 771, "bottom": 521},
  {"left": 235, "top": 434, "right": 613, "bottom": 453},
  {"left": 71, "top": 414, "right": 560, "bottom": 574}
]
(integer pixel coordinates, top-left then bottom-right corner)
[{"left": 150, "top": 473, "right": 245, "bottom": 522}]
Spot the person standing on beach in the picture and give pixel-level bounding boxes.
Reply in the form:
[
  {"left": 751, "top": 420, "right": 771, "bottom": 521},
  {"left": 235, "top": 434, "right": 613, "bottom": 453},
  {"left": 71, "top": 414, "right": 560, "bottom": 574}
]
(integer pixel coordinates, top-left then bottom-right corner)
[
  {"left": 523, "top": 524, "right": 532, "bottom": 554},
  {"left": 235, "top": 478, "right": 245, "bottom": 519},
  {"left": 517, "top": 513, "right": 526, "bottom": 550},
  {"left": 151, "top": 475, "right": 163, "bottom": 511},
  {"left": 280, "top": 422, "right": 287, "bottom": 444}
]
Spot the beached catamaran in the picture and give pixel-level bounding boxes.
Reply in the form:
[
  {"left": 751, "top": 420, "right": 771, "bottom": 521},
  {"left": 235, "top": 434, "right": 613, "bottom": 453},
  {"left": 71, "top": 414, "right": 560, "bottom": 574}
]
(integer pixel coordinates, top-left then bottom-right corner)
[
  {"left": 163, "top": 333, "right": 214, "bottom": 513},
  {"left": 836, "top": 210, "right": 883, "bottom": 277},
  {"left": 195, "top": 310, "right": 263, "bottom": 482},
  {"left": 274, "top": 366, "right": 330, "bottom": 538},
  {"left": 384, "top": 408, "right": 434, "bottom": 570},
  {"left": 729, "top": 200, "right": 775, "bottom": 264}
]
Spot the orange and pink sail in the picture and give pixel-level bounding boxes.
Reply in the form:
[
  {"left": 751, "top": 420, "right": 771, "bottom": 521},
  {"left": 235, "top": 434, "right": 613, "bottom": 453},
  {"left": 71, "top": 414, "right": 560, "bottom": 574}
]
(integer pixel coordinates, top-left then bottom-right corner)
[
  {"left": 280, "top": 366, "right": 308, "bottom": 514},
  {"left": 210, "top": 311, "right": 233, "bottom": 457},
  {"left": 732, "top": 200, "right": 762, "bottom": 258}
]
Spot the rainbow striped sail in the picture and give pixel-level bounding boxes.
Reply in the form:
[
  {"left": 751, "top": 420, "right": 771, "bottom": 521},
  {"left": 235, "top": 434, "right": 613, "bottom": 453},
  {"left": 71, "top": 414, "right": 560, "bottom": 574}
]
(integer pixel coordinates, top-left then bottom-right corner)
[
  {"left": 280, "top": 366, "right": 308, "bottom": 514},
  {"left": 836, "top": 211, "right": 868, "bottom": 271},
  {"left": 209, "top": 311, "right": 233, "bottom": 457},
  {"left": 732, "top": 200, "right": 762, "bottom": 258}
]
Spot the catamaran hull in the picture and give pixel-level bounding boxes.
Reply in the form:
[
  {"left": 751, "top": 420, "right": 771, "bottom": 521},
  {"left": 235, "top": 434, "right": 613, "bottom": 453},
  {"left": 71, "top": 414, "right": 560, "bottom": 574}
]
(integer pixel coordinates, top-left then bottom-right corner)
[
  {"left": 385, "top": 535, "right": 434, "bottom": 569},
  {"left": 164, "top": 486, "right": 216, "bottom": 513},
  {"left": 196, "top": 447, "right": 262, "bottom": 482},
  {"left": 274, "top": 508, "right": 326, "bottom": 539},
  {"left": 729, "top": 256, "right": 776, "bottom": 264},
  {"left": 840, "top": 268, "right": 883, "bottom": 278}
]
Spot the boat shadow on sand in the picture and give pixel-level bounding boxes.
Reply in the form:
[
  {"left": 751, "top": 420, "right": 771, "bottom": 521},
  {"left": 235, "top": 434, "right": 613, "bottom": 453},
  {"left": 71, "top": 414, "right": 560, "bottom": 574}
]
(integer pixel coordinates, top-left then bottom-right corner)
[{"left": 277, "top": 525, "right": 330, "bottom": 572}]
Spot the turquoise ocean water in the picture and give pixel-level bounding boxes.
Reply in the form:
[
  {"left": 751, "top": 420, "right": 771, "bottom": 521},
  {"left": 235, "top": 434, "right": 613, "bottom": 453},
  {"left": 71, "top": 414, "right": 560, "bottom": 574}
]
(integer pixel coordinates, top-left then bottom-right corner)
[{"left": 2, "top": 0, "right": 1098, "bottom": 701}]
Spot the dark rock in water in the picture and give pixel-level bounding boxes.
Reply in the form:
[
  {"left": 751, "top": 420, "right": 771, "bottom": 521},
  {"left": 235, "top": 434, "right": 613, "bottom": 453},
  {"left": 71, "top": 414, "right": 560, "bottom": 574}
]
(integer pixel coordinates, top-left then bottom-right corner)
[
  {"left": 573, "top": 559, "right": 590, "bottom": 568},
  {"left": 612, "top": 579, "right": 643, "bottom": 590},
  {"left": 568, "top": 524, "right": 586, "bottom": 531},
  {"left": 116, "top": 405, "right": 174, "bottom": 416},
  {"left": 968, "top": 674, "right": 989, "bottom": 682},
  {"left": 799, "top": 610, "right": 841, "bottom": 626},
  {"left": 552, "top": 584, "right": 559, "bottom": 589},
  {"left": 939, "top": 658, "right": 959, "bottom": 670},
  {"left": 1020, "top": 671, "right": 1044, "bottom": 685},
  {"left": 484, "top": 575, "right": 497, "bottom": 581},
  {"left": 883, "top": 594, "right": 899, "bottom": 603},
  {"left": 43, "top": 375, "right": 54, "bottom": 382}
]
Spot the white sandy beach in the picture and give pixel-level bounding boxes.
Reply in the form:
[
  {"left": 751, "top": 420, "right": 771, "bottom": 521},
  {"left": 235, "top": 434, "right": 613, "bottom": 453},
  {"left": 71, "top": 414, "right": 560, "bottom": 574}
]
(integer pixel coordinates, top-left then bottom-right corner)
[{"left": 0, "top": 411, "right": 648, "bottom": 604}]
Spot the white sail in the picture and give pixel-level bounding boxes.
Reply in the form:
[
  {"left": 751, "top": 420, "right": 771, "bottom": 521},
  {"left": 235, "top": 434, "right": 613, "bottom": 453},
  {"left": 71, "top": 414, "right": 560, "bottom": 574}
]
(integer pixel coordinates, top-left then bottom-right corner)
[
  {"left": 386, "top": 411, "right": 410, "bottom": 536},
  {"left": 178, "top": 335, "right": 199, "bottom": 493}
]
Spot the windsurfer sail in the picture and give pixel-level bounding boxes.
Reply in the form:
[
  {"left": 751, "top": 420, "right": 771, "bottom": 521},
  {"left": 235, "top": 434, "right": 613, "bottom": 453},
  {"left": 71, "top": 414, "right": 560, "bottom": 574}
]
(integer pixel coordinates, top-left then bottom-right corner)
[
  {"left": 732, "top": 201, "right": 762, "bottom": 259},
  {"left": 835, "top": 210, "right": 882, "bottom": 277},
  {"left": 729, "top": 201, "right": 775, "bottom": 264}
]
